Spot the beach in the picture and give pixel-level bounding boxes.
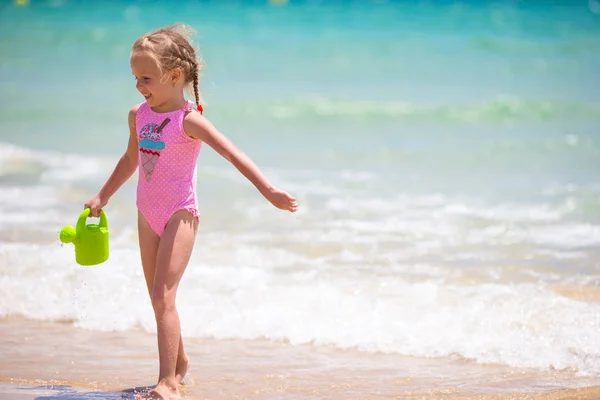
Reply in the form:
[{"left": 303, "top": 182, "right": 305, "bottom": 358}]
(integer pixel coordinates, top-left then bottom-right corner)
[
  {"left": 1, "top": 0, "right": 600, "bottom": 398},
  {"left": 2, "top": 316, "right": 600, "bottom": 400}
]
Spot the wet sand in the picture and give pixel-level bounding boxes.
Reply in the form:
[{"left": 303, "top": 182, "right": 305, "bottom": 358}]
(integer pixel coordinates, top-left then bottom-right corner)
[{"left": 1, "top": 316, "right": 599, "bottom": 400}]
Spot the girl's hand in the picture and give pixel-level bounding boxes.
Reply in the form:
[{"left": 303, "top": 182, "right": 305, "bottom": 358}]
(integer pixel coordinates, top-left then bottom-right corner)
[
  {"left": 84, "top": 194, "right": 108, "bottom": 218},
  {"left": 266, "top": 188, "right": 298, "bottom": 213}
]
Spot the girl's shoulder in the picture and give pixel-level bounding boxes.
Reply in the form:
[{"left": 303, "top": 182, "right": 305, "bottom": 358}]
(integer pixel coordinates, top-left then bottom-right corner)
[
  {"left": 130, "top": 102, "right": 145, "bottom": 116},
  {"left": 182, "top": 105, "right": 211, "bottom": 140},
  {"left": 128, "top": 103, "right": 145, "bottom": 131}
]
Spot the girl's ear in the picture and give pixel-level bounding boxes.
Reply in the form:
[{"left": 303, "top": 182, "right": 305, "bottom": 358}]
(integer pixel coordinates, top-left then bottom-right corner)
[{"left": 171, "top": 68, "right": 183, "bottom": 85}]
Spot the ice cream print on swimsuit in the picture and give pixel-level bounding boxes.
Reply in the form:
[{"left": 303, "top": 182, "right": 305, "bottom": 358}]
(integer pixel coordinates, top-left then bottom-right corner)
[{"left": 138, "top": 117, "right": 170, "bottom": 182}]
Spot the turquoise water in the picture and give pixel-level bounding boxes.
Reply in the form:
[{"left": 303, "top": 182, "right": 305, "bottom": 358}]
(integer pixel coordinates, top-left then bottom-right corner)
[{"left": 1, "top": 0, "right": 600, "bottom": 378}]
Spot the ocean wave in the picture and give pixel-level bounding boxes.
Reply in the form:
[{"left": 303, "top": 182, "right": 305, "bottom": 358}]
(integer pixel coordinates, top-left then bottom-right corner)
[
  {"left": 227, "top": 96, "right": 600, "bottom": 124},
  {"left": 0, "top": 142, "right": 108, "bottom": 184},
  {"left": 471, "top": 36, "right": 600, "bottom": 54},
  {"left": 1, "top": 240, "right": 599, "bottom": 376}
]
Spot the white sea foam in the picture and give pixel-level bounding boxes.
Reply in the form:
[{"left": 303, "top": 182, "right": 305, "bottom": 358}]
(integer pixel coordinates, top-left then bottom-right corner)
[{"left": 1, "top": 239, "right": 600, "bottom": 376}]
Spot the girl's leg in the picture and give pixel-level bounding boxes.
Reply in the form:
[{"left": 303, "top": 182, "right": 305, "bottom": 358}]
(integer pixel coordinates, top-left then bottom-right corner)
[
  {"left": 138, "top": 211, "right": 190, "bottom": 386},
  {"left": 142, "top": 210, "right": 198, "bottom": 399}
]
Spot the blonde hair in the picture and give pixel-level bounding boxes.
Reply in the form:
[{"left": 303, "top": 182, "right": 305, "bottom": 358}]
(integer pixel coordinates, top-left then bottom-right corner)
[{"left": 132, "top": 23, "right": 204, "bottom": 108}]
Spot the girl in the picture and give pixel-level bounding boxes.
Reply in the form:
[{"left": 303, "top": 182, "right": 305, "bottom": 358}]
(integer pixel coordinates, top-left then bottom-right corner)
[{"left": 85, "top": 24, "right": 298, "bottom": 400}]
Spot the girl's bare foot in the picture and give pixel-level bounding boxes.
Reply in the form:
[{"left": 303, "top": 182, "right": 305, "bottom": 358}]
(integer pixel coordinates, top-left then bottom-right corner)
[
  {"left": 176, "top": 354, "right": 192, "bottom": 386},
  {"left": 135, "top": 381, "right": 181, "bottom": 400}
]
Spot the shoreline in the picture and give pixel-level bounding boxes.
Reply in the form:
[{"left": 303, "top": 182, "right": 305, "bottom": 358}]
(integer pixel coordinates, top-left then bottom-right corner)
[{"left": 1, "top": 316, "right": 600, "bottom": 399}]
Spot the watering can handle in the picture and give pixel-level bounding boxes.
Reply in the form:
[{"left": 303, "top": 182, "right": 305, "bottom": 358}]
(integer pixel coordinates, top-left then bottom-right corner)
[{"left": 77, "top": 208, "right": 108, "bottom": 232}]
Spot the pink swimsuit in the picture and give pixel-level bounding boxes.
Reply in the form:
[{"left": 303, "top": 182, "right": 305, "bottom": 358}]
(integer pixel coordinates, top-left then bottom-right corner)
[{"left": 135, "top": 100, "right": 202, "bottom": 236}]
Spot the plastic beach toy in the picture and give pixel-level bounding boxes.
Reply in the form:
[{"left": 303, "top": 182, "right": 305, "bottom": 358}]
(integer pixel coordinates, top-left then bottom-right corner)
[{"left": 59, "top": 208, "right": 109, "bottom": 266}]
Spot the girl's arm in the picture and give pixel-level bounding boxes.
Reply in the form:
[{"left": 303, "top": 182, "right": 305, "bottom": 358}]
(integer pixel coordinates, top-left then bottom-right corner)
[
  {"left": 85, "top": 104, "right": 141, "bottom": 217},
  {"left": 183, "top": 112, "right": 298, "bottom": 213}
]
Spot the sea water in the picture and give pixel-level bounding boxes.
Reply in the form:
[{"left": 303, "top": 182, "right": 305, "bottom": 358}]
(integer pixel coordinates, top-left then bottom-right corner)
[{"left": 1, "top": 0, "right": 599, "bottom": 379}]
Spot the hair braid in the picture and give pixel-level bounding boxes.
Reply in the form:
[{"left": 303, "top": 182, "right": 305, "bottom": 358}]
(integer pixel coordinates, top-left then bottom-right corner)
[{"left": 193, "top": 69, "right": 200, "bottom": 109}]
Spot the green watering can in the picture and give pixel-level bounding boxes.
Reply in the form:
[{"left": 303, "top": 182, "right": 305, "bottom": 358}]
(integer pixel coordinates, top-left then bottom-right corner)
[{"left": 59, "top": 208, "right": 109, "bottom": 266}]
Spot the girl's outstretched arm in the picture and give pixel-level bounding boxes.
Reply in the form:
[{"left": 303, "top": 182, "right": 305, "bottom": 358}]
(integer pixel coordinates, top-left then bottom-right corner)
[
  {"left": 85, "top": 104, "right": 141, "bottom": 217},
  {"left": 184, "top": 112, "right": 298, "bottom": 213}
]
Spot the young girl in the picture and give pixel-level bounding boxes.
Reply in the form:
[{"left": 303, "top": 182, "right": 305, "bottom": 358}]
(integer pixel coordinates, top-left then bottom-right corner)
[{"left": 84, "top": 24, "right": 298, "bottom": 400}]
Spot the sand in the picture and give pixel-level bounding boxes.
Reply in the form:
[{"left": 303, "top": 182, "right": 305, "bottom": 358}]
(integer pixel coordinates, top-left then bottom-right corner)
[{"left": 1, "top": 316, "right": 599, "bottom": 400}]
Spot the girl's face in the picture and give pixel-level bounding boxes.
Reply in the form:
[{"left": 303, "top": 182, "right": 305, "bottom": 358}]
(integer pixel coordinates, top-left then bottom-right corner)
[{"left": 130, "top": 51, "right": 177, "bottom": 111}]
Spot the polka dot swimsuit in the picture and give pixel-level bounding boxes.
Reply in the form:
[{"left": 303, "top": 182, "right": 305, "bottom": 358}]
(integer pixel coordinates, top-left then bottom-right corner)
[{"left": 135, "top": 100, "right": 202, "bottom": 236}]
